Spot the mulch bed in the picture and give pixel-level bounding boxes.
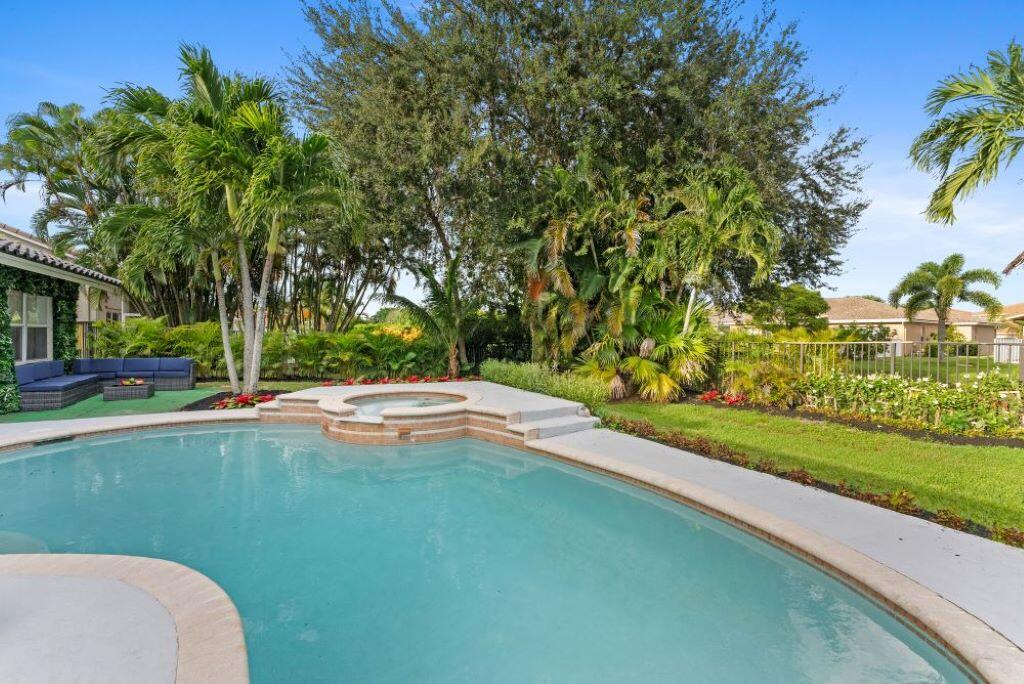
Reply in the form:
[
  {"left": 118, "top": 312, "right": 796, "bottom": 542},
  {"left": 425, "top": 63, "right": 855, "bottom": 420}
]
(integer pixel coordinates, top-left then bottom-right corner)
[
  {"left": 180, "top": 390, "right": 291, "bottom": 412},
  {"left": 680, "top": 398, "right": 1024, "bottom": 449}
]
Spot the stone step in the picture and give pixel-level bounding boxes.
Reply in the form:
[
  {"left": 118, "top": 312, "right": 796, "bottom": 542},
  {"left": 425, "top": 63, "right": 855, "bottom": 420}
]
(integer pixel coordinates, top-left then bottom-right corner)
[
  {"left": 515, "top": 404, "right": 589, "bottom": 423},
  {"left": 507, "top": 415, "right": 599, "bottom": 440}
]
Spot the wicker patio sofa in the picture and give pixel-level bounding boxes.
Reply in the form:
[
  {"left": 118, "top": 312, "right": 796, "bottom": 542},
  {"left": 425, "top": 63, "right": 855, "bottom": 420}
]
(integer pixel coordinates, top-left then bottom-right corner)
[
  {"left": 16, "top": 360, "right": 101, "bottom": 411},
  {"left": 72, "top": 358, "right": 196, "bottom": 391}
]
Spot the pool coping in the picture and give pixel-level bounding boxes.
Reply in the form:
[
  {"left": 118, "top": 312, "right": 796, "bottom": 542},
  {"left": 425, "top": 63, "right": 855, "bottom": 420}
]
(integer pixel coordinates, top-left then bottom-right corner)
[
  {"left": 0, "top": 385, "right": 1022, "bottom": 681},
  {"left": 0, "top": 554, "right": 248, "bottom": 683}
]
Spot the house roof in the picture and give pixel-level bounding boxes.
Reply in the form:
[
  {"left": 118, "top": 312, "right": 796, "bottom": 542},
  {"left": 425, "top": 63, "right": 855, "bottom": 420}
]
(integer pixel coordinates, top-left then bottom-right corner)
[
  {"left": 824, "top": 296, "right": 995, "bottom": 326},
  {"left": 0, "top": 225, "right": 120, "bottom": 287},
  {"left": 999, "top": 302, "right": 1024, "bottom": 320}
]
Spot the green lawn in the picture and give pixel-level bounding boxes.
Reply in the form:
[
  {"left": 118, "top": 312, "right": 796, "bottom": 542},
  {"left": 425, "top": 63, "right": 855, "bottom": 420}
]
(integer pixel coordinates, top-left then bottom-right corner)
[
  {"left": 0, "top": 388, "right": 219, "bottom": 423},
  {"left": 608, "top": 401, "right": 1024, "bottom": 530}
]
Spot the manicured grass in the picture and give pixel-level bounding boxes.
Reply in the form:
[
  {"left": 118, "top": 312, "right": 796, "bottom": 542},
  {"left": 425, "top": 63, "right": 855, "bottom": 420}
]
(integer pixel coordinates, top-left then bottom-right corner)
[
  {"left": 607, "top": 401, "right": 1024, "bottom": 530},
  {"left": 0, "top": 388, "right": 219, "bottom": 423}
]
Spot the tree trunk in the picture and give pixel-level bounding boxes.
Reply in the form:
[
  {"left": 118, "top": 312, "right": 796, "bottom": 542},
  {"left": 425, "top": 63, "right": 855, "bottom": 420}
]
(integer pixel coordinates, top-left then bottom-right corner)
[
  {"left": 246, "top": 214, "right": 282, "bottom": 393},
  {"left": 936, "top": 311, "right": 947, "bottom": 361},
  {"left": 212, "top": 250, "right": 241, "bottom": 393},
  {"left": 682, "top": 287, "right": 698, "bottom": 334},
  {"left": 447, "top": 343, "right": 459, "bottom": 378},
  {"left": 225, "top": 186, "right": 255, "bottom": 390}
]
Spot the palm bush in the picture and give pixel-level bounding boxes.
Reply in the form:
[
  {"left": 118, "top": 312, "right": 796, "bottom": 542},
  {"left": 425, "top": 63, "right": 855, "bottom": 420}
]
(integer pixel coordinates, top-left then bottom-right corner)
[{"left": 480, "top": 360, "right": 610, "bottom": 412}]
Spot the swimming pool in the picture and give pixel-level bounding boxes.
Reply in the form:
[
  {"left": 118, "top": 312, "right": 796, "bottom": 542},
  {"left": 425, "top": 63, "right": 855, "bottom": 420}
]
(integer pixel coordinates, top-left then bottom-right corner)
[{"left": 0, "top": 425, "right": 969, "bottom": 682}]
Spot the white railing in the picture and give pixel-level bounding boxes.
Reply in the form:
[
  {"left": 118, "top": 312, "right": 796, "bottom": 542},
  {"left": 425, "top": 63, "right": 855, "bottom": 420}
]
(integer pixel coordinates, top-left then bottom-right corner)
[{"left": 722, "top": 339, "right": 1024, "bottom": 384}]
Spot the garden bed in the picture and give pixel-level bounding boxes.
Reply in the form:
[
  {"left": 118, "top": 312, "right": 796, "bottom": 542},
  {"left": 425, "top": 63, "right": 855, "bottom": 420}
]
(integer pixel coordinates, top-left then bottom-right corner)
[{"left": 180, "top": 390, "right": 290, "bottom": 412}]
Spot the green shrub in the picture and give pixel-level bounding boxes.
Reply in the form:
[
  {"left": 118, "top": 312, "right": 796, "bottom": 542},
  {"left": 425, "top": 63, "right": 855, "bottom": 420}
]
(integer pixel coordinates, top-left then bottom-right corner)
[
  {"left": 480, "top": 360, "right": 610, "bottom": 411},
  {"left": 802, "top": 371, "right": 1024, "bottom": 436},
  {"left": 88, "top": 318, "right": 447, "bottom": 380}
]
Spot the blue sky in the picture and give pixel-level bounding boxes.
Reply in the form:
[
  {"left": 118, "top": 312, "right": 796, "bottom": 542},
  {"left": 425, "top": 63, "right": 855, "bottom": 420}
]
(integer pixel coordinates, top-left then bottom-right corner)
[{"left": 3, "top": 1, "right": 1024, "bottom": 306}]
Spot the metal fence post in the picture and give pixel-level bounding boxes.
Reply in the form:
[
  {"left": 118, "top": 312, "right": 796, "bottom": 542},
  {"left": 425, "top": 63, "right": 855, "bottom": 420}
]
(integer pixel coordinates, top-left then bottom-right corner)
[{"left": 798, "top": 343, "right": 805, "bottom": 374}]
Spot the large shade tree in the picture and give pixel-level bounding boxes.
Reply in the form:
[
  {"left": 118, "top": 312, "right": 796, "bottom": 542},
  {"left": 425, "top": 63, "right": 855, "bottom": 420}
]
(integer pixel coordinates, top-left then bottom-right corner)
[{"left": 888, "top": 254, "right": 1001, "bottom": 354}]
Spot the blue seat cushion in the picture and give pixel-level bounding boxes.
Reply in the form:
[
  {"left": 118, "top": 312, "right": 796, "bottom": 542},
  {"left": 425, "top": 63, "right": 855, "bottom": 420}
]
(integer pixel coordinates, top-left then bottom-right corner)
[
  {"left": 117, "top": 370, "right": 154, "bottom": 379},
  {"left": 154, "top": 370, "right": 188, "bottom": 378},
  {"left": 21, "top": 374, "right": 98, "bottom": 391},
  {"left": 15, "top": 364, "right": 36, "bottom": 386},
  {"left": 158, "top": 358, "right": 192, "bottom": 373},
  {"left": 124, "top": 358, "right": 160, "bottom": 373}
]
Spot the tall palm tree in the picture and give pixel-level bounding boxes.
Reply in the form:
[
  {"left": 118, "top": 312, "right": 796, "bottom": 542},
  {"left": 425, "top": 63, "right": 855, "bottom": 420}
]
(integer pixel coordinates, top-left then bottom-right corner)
[
  {"left": 910, "top": 42, "right": 1024, "bottom": 276},
  {"left": 239, "top": 132, "right": 344, "bottom": 391},
  {"left": 888, "top": 254, "right": 1001, "bottom": 355},
  {"left": 655, "top": 165, "right": 780, "bottom": 333},
  {"left": 385, "top": 254, "right": 480, "bottom": 377}
]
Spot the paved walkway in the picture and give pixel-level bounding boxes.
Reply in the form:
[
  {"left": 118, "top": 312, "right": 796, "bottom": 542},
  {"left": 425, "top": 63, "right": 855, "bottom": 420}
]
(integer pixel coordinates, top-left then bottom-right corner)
[
  {"left": 0, "top": 575, "right": 176, "bottom": 683},
  {"left": 539, "top": 427, "right": 1024, "bottom": 648}
]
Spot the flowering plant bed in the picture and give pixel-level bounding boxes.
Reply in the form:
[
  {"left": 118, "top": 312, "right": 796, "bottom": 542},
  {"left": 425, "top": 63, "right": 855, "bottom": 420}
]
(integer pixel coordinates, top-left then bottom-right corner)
[
  {"left": 212, "top": 393, "right": 276, "bottom": 410},
  {"left": 698, "top": 389, "right": 746, "bottom": 405}
]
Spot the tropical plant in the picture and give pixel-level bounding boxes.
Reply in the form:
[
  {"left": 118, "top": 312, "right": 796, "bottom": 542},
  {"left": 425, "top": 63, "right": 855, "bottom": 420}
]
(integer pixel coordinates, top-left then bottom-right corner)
[
  {"left": 577, "top": 295, "right": 713, "bottom": 402},
  {"left": 910, "top": 42, "right": 1024, "bottom": 233},
  {"left": 385, "top": 254, "right": 481, "bottom": 377},
  {"left": 650, "top": 165, "right": 781, "bottom": 333},
  {"left": 888, "top": 254, "right": 1001, "bottom": 354}
]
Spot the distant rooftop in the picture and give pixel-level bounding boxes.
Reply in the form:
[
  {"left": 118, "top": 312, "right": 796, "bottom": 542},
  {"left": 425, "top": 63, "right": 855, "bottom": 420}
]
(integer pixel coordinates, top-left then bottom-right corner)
[{"left": 824, "top": 296, "right": 993, "bottom": 325}]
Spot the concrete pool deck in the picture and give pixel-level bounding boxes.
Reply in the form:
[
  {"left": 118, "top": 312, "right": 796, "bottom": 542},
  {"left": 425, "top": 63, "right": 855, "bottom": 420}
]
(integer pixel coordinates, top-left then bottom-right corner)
[{"left": 0, "top": 381, "right": 1021, "bottom": 681}]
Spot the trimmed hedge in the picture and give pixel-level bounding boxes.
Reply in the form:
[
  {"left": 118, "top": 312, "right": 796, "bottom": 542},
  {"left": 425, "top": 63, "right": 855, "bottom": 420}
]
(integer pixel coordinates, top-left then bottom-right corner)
[{"left": 480, "top": 360, "right": 610, "bottom": 412}]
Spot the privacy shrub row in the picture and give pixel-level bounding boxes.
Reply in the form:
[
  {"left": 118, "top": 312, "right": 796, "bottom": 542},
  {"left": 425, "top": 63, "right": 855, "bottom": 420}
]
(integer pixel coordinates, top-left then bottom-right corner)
[
  {"left": 479, "top": 360, "right": 610, "bottom": 412},
  {"left": 89, "top": 318, "right": 446, "bottom": 380}
]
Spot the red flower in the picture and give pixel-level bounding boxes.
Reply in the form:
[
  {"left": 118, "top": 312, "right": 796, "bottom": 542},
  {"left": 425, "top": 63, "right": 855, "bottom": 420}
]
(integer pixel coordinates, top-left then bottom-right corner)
[
  {"left": 698, "top": 390, "right": 721, "bottom": 403},
  {"left": 723, "top": 393, "right": 746, "bottom": 406},
  {"left": 322, "top": 380, "right": 334, "bottom": 387}
]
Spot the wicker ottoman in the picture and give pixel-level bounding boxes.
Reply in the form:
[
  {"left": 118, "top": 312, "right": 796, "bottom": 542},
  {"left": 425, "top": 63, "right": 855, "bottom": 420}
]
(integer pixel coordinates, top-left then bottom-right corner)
[{"left": 102, "top": 383, "right": 155, "bottom": 401}]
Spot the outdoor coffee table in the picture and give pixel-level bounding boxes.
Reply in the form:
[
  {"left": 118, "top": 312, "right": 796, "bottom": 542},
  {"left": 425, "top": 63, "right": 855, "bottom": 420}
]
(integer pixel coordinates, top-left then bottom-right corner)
[{"left": 102, "top": 383, "right": 155, "bottom": 401}]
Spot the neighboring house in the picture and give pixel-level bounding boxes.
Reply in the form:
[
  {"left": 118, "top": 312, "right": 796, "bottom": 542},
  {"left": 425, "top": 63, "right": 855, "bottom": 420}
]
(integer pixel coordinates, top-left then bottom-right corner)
[
  {"left": 0, "top": 223, "right": 124, "bottom": 366},
  {"left": 993, "top": 302, "right": 1024, "bottom": 338},
  {"left": 823, "top": 296, "right": 998, "bottom": 348}
]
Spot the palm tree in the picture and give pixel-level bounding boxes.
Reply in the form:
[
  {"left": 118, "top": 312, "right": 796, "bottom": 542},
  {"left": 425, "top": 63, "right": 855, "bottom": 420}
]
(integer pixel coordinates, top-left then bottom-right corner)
[
  {"left": 888, "top": 254, "right": 1001, "bottom": 355},
  {"left": 239, "top": 132, "right": 344, "bottom": 391},
  {"left": 653, "top": 165, "right": 780, "bottom": 333},
  {"left": 385, "top": 254, "right": 479, "bottom": 377},
  {"left": 910, "top": 43, "right": 1024, "bottom": 275}
]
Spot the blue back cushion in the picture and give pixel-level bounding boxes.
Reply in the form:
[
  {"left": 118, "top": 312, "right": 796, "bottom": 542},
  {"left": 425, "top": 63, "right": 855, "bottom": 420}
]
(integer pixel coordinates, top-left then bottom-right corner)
[
  {"left": 93, "top": 358, "right": 124, "bottom": 373},
  {"left": 73, "top": 359, "right": 91, "bottom": 374},
  {"left": 124, "top": 358, "right": 160, "bottom": 373},
  {"left": 15, "top": 364, "right": 35, "bottom": 386},
  {"left": 40, "top": 360, "right": 64, "bottom": 379},
  {"left": 158, "top": 358, "right": 192, "bottom": 373}
]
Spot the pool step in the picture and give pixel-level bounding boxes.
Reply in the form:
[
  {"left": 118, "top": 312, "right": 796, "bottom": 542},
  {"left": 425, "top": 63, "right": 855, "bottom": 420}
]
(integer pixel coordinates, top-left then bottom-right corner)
[
  {"left": 508, "top": 415, "right": 600, "bottom": 440},
  {"left": 516, "top": 404, "right": 591, "bottom": 423}
]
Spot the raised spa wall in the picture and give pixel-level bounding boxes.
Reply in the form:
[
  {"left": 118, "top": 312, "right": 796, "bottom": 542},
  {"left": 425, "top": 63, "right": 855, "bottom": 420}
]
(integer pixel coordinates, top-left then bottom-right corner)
[{"left": 258, "top": 387, "right": 599, "bottom": 447}]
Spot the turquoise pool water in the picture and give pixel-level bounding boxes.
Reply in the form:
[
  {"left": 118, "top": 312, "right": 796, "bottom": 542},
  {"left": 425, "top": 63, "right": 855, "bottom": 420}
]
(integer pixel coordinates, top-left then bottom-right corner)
[
  {"left": 0, "top": 426, "right": 968, "bottom": 682},
  {"left": 348, "top": 394, "right": 460, "bottom": 417}
]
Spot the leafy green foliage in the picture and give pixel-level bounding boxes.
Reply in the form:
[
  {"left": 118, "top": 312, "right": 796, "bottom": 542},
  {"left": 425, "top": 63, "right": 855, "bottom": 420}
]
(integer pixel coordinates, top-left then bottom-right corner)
[
  {"left": 89, "top": 318, "right": 446, "bottom": 381},
  {"left": 480, "top": 360, "right": 610, "bottom": 412},
  {"left": 744, "top": 284, "right": 828, "bottom": 332},
  {"left": 803, "top": 372, "right": 1024, "bottom": 436}
]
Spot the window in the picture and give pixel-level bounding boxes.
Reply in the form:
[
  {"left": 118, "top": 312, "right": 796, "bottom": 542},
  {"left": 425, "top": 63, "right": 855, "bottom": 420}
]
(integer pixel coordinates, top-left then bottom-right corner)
[{"left": 8, "top": 291, "right": 52, "bottom": 362}]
